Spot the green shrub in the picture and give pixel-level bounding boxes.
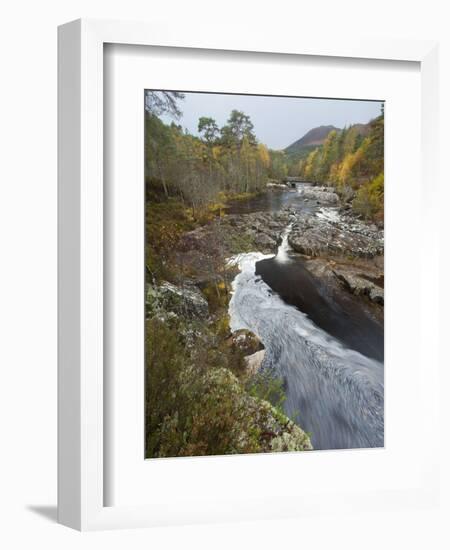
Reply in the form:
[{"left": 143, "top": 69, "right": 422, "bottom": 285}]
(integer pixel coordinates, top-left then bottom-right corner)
[
  {"left": 145, "top": 199, "right": 195, "bottom": 281},
  {"left": 246, "top": 370, "right": 286, "bottom": 412},
  {"left": 201, "top": 280, "right": 229, "bottom": 312},
  {"left": 145, "top": 317, "right": 311, "bottom": 458},
  {"left": 352, "top": 172, "right": 384, "bottom": 221}
]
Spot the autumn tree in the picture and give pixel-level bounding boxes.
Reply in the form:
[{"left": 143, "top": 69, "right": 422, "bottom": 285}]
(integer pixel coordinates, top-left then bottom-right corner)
[
  {"left": 257, "top": 144, "right": 270, "bottom": 169},
  {"left": 316, "top": 130, "right": 339, "bottom": 182},
  {"left": 295, "top": 115, "right": 384, "bottom": 220},
  {"left": 146, "top": 105, "right": 288, "bottom": 210},
  {"left": 303, "top": 148, "right": 320, "bottom": 182},
  {"left": 268, "top": 150, "right": 288, "bottom": 181}
]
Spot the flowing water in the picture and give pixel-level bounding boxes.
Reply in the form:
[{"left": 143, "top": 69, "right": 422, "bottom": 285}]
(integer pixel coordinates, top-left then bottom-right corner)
[
  {"left": 227, "top": 187, "right": 384, "bottom": 450},
  {"left": 225, "top": 184, "right": 315, "bottom": 215}
]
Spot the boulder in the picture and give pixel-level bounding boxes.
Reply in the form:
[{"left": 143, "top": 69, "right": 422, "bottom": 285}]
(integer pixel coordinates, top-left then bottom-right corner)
[
  {"left": 147, "top": 281, "right": 209, "bottom": 320},
  {"left": 227, "top": 328, "right": 264, "bottom": 356},
  {"left": 332, "top": 268, "right": 384, "bottom": 305},
  {"left": 267, "top": 182, "right": 288, "bottom": 189},
  {"left": 302, "top": 187, "right": 339, "bottom": 204},
  {"left": 369, "top": 285, "right": 384, "bottom": 305},
  {"left": 254, "top": 232, "right": 278, "bottom": 253},
  {"left": 244, "top": 349, "right": 266, "bottom": 375},
  {"left": 288, "top": 211, "right": 383, "bottom": 259},
  {"left": 274, "top": 209, "right": 293, "bottom": 224},
  {"left": 267, "top": 220, "right": 284, "bottom": 230},
  {"left": 180, "top": 367, "right": 313, "bottom": 453}
]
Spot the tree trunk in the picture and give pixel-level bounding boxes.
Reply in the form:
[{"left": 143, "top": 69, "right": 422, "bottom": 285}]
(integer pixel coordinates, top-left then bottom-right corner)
[{"left": 156, "top": 159, "right": 169, "bottom": 197}]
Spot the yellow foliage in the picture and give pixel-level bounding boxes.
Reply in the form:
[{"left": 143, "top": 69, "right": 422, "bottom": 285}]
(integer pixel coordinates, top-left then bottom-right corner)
[
  {"left": 338, "top": 147, "right": 364, "bottom": 186},
  {"left": 329, "top": 162, "right": 339, "bottom": 183},
  {"left": 304, "top": 149, "right": 319, "bottom": 180},
  {"left": 257, "top": 143, "right": 270, "bottom": 168},
  {"left": 352, "top": 172, "right": 384, "bottom": 220},
  {"left": 212, "top": 145, "right": 222, "bottom": 160}
]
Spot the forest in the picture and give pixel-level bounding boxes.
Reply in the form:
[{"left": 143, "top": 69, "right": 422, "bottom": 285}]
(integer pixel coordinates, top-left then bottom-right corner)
[
  {"left": 146, "top": 91, "right": 384, "bottom": 223},
  {"left": 145, "top": 92, "right": 290, "bottom": 215},
  {"left": 296, "top": 111, "right": 384, "bottom": 221}
]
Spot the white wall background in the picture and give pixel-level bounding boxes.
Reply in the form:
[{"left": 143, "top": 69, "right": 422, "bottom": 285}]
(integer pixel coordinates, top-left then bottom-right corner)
[{"left": 0, "top": 1, "right": 448, "bottom": 547}]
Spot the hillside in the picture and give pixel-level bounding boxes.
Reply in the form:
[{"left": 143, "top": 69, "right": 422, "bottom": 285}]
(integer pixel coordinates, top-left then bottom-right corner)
[
  {"left": 285, "top": 125, "right": 340, "bottom": 155},
  {"left": 283, "top": 122, "right": 372, "bottom": 171},
  {"left": 295, "top": 114, "right": 384, "bottom": 220},
  {"left": 348, "top": 123, "right": 370, "bottom": 138}
]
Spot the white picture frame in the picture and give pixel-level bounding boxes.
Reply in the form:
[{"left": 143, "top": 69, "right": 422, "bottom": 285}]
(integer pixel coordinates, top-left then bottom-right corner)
[{"left": 58, "top": 18, "right": 440, "bottom": 530}]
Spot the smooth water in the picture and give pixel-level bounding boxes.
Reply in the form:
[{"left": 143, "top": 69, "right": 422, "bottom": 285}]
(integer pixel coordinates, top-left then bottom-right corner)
[
  {"left": 256, "top": 255, "right": 384, "bottom": 362},
  {"left": 225, "top": 186, "right": 316, "bottom": 215},
  {"left": 227, "top": 187, "right": 384, "bottom": 450}
]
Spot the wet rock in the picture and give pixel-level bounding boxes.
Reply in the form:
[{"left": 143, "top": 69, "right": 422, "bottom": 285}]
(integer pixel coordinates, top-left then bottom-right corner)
[
  {"left": 227, "top": 328, "right": 264, "bottom": 356},
  {"left": 267, "top": 220, "right": 284, "bottom": 230},
  {"left": 249, "top": 219, "right": 262, "bottom": 231},
  {"left": 301, "top": 257, "right": 384, "bottom": 326},
  {"left": 254, "top": 232, "right": 278, "bottom": 254},
  {"left": 147, "top": 281, "right": 209, "bottom": 320},
  {"left": 288, "top": 211, "right": 383, "bottom": 259},
  {"left": 332, "top": 268, "right": 384, "bottom": 305},
  {"left": 227, "top": 216, "right": 240, "bottom": 227},
  {"left": 275, "top": 209, "right": 295, "bottom": 223},
  {"left": 301, "top": 187, "right": 339, "bottom": 204},
  {"left": 244, "top": 349, "right": 266, "bottom": 375},
  {"left": 369, "top": 286, "right": 384, "bottom": 305},
  {"left": 267, "top": 182, "right": 288, "bottom": 189},
  {"left": 225, "top": 212, "right": 283, "bottom": 253}
]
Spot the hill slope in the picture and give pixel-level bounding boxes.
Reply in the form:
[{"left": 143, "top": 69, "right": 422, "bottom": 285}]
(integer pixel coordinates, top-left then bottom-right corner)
[{"left": 285, "top": 125, "right": 340, "bottom": 155}]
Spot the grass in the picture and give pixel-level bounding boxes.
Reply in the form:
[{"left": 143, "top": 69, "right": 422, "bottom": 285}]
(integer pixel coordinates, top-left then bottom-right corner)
[
  {"left": 145, "top": 187, "right": 265, "bottom": 283},
  {"left": 246, "top": 370, "right": 286, "bottom": 412}
]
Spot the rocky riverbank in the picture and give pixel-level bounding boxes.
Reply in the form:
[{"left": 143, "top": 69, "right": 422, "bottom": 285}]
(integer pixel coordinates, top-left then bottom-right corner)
[
  {"left": 145, "top": 186, "right": 384, "bottom": 456},
  {"left": 170, "top": 187, "right": 384, "bottom": 312},
  {"left": 145, "top": 280, "right": 313, "bottom": 455}
]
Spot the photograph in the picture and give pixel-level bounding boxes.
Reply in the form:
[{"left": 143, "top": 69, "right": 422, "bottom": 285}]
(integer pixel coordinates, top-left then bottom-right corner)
[
  {"left": 144, "top": 90, "right": 385, "bottom": 458},
  {"left": 0, "top": 0, "right": 443, "bottom": 542}
]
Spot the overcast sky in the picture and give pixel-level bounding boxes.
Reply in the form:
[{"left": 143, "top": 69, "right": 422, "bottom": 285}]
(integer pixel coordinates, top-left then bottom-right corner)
[{"left": 160, "top": 92, "right": 383, "bottom": 150}]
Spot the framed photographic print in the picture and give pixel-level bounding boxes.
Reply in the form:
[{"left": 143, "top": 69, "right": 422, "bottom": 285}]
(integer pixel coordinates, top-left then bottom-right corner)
[{"left": 58, "top": 19, "right": 440, "bottom": 530}]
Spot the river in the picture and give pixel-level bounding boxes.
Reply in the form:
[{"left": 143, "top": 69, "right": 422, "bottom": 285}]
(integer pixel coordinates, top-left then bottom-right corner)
[{"left": 227, "top": 185, "right": 384, "bottom": 450}]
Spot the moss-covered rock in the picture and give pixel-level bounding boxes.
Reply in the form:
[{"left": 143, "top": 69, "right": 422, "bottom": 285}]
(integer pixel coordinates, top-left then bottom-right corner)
[
  {"left": 146, "top": 317, "right": 312, "bottom": 458},
  {"left": 146, "top": 281, "right": 209, "bottom": 320},
  {"left": 175, "top": 367, "right": 312, "bottom": 456}
]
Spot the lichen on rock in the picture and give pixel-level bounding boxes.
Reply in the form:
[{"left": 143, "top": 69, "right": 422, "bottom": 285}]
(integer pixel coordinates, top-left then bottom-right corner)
[
  {"left": 175, "top": 366, "right": 312, "bottom": 455},
  {"left": 288, "top": 209, "right": 383, "bottom": 259},
  {"left": 146, "top": 281, "right": 209, "bottom": 320}
]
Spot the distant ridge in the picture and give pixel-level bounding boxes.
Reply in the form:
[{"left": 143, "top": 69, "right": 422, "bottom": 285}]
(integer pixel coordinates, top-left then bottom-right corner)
[
  {"left": 283, "top": 122, "right": 371, "bottom": 161},
  {"left": 284, "top": 125, "right": 340, "bottom": 154}
]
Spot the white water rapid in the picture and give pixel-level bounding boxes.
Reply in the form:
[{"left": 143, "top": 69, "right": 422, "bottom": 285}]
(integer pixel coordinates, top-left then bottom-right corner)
[{"left": 228, "top": 237, "right": 384, "bottom": 450}]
